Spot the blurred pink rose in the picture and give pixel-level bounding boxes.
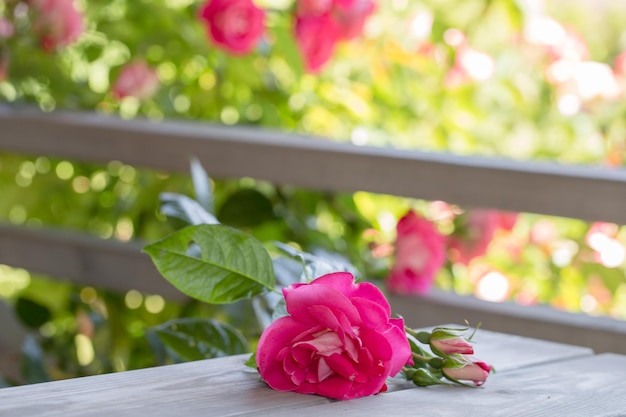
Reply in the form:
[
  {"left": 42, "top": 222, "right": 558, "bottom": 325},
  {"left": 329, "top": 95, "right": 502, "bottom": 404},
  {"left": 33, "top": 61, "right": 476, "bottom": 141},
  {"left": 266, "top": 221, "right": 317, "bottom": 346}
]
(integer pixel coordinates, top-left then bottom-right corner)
[
  {"left": 448, "top": 210, "right": 500, "bottom": 265},
  {"left": 615, "top": 51, "right": 626, "bottom": 77},
  {"left": 0, "top": 17, "right": 14, "bottom": 39},
  {"left": 443, "top": 358, "right": 491, "bottom": 386},
  {"left": 386, "top": 210, "right": 446, "bottom": 295},
  {"left": 332, "top": 0, "right": 375, "bottom": 41},
  {"left": 256, "top": 272, "right": 411, "bottom": 400},
  {"left": 295, "top": 15, "right": 340, "bottom": 73},
  {"left": 111, "top": 60, "right": 159, "bottom": 100},
  {"left": 30, "top": 0, "right": 84, "bottom": 51},
  {"left": 199, "top": 0, "right": 265, "bottom": 55},
  {"left": 296, "top": 0, "right": 333, "bottom": 17}
]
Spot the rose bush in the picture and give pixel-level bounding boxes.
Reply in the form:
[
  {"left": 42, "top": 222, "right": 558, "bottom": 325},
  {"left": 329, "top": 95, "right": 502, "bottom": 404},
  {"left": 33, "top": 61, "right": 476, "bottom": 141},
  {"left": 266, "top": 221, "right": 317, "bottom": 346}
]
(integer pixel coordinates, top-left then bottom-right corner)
[
  {"left": 295, "top": 15, "right": 340, "bottom": 73},
  {"left": 199, "top": 0, "right": 265, "bottom": 55},
  {"left": 387, "top": 210, "right": 446, "bottom": 295},
  {"left": 30, "top": 0, "right": 84, "bottom": 51},
  {"left": 256, "top": 272, "right": 412, "bottom": 400},
  {"left": 111, "top": 60, "right": 159, "bottom": 101}
]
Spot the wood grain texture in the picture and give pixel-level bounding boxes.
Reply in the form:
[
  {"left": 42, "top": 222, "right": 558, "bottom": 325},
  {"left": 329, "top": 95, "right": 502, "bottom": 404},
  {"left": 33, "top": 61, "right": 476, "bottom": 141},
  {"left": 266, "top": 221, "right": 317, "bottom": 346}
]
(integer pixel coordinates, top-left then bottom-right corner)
[
  {"left": 0, "top": 355, "right": 330, "bottom": 417},
  {"left": 0, "top": 329, "right": 596, "bottom": 417},
  {"left": 3, "top": 106, "right": 626, "bottom": 223},
  {"left": 265, "top": 354, "right": 626, "bottom": 417}
]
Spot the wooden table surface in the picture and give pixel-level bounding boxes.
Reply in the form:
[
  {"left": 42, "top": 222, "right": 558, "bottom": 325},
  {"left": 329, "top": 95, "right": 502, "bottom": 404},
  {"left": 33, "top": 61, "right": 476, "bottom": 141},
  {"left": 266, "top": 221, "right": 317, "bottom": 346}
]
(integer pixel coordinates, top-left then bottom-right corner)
[{"left": 1, "top": 327, "right": 624, "bottom": 417}]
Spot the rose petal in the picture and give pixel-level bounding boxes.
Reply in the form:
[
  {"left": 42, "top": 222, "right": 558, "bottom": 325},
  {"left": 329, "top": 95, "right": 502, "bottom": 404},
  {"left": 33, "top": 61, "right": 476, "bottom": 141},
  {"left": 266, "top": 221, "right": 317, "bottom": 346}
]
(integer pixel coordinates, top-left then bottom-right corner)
[
  {"left": 257, "top": 317, "right": 311, "bottom": 391},
  {"left": 314, "top": 375, "right": 354, "bottom": 400},
  {"left": 383, "top": 317, "right": 413, "bottom": 375},
  {"left": 284, "top": 282, "right": 360, "bottom": 326},
  {"left": 351, "top": 297, "right": 389, "bottom": 331}
]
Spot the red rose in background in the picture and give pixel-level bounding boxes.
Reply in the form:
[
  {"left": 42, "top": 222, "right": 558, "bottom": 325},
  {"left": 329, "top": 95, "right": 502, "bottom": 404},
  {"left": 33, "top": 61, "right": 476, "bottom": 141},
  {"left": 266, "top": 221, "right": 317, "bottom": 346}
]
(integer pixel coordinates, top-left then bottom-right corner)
[
  {"left": 297, "top": 0, "right": 333, "bottom": 17},
  {"left": 256, "top": 272, "right": 411, "bottom": 400},
  {"left": 294, "top": 0, "right": 375, "bottom": 72},
  {"left": 111, "top": 60, "right": 159, "bottom": 101},
  {"left": 30, "top": 0, "right": 84, "bottom": 51},
  {"left": 386, "top": 210, "right": 446, "bottom": 295},
  {"left": 332, "top": 0, "right": 375, "bottom": 40},
  {"left": 448, "top": 210, "right": 518, "bottom": 265},
  {"left": 295, "top": 15, "right": 340, "bottom": 73},
  {"left": 199, "top": 0, "right": 265, "bottom": 55}
]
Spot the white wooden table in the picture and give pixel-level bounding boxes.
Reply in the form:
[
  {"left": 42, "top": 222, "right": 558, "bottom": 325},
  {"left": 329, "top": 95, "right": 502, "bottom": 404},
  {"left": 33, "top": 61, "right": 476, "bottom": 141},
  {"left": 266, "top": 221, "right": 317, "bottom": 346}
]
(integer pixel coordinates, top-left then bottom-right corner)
[{"left": 1, "top": 327, "right": 625, "bottom": 416}]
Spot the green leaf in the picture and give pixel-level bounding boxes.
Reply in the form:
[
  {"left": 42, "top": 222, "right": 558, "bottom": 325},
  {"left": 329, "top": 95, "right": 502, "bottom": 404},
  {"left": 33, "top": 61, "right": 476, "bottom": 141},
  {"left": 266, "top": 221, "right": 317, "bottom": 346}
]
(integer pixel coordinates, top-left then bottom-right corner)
[
  {"left": 244, "top": 352, "right": 257, "bottom": 369},
  {"left": 190, "top": 158, "right": 214, "bottom": 213},
  {"left": 15, "top": 297, "right": 51, "bottom": 329},
  {"left": 152, "top": 318, "right": 248, "bottom": 361},
  {"left": 160, "top": 192, "right": 219, "bottom": 226},
  {"left": 144, "top": 224, "right": 275, "bottom": 304},
  {"left": 217, "top": 188, "right": 276, "bottom": 228}
]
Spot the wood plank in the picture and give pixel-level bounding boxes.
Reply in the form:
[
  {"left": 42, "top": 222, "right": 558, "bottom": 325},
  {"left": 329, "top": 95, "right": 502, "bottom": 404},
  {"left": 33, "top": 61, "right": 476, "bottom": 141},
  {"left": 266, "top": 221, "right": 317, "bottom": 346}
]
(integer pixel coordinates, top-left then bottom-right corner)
[
  {"left": 0, "top": 355, "right": 330, "bottom": 417},
  {"left": 0, "top": 328, "right": 593, "bottom": 417},
  {"left": 0, "top": 223, "right": 185, "bottom": 300},
  {"left": 3, "top": 106, "right": 626, "bottom": 224},
  {"left": 262, "top": 353, "right": 626, "bottom": 417}
]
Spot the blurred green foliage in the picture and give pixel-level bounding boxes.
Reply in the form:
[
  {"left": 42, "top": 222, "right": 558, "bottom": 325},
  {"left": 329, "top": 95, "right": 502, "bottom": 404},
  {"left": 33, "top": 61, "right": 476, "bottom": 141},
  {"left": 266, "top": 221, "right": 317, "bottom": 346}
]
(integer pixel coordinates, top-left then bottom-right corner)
[{"left": 1, "top": 0, "right": 626, "bottom": 386}]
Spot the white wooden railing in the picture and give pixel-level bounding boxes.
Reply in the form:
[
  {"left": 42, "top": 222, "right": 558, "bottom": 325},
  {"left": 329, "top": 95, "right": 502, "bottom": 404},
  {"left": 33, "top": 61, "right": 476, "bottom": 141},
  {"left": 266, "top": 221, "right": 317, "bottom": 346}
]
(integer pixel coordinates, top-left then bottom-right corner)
[{"left": 1, "top": 105, "right": 626, "bottom": 356}]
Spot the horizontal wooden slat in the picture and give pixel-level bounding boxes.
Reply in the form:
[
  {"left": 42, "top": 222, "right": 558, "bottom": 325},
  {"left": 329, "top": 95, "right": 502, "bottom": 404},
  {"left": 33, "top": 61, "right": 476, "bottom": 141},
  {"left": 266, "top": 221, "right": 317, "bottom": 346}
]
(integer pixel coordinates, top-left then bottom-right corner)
[
  {"left": 2, "top": 106, "right": 626, "bottom": 224},
  {"left": 1, "top": 221, "right": 624, "bottom": 355},
  {"left": 0, "top": 223, "right": 184, "bottom": 300}
]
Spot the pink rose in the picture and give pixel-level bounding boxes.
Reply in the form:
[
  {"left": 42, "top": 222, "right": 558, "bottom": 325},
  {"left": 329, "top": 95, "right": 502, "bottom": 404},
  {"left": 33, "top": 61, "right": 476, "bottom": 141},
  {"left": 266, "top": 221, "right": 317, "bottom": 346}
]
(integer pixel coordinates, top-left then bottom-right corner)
[
  {"left": 386, "top": 210, "right": 446, "bottom": 295},
  {"left": 430, "top": 336, "right": 473, "bottom": 355},
  {"left": 296, "top": 0, "right": 333, "bottom": 17},
  {"left": 0, "top": 17, "right": 14, "bottom": 39},
  {"left": 111, "top": 60, "right": 159, "bottom": 100},
  {"left": 295, "top": 15, "right": 340, "bottom": 73},
  {"left": 199, "top": 0, "right": 265, "bottom": 55},
  {"left": 332, "top": 0, "right": 375, "bottom": 40},
  {"left": 615, "top": 51, "right": 626, "bottom": 77},
  {"left": 448, "top": 210, "right": 500, "bottom": 265},
  {"left": 30, "top": 0, "right": 84, "bottom": 51},
  {"left": 256, "top": 272, "right": 411, "bottom": 400},
  {"left": 443, "top": 358, "right": 491, "bottom": 386}
]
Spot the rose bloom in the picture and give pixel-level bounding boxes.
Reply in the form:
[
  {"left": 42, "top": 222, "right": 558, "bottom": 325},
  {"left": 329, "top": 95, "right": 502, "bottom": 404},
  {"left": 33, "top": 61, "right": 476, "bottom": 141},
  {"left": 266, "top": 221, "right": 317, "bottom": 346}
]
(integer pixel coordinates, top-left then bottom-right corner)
[
  {"left": 30, "top": 0, "right": 84, "bottom": 51},
  {"left": 295, "top": 15, "right": 340, "bottom": 73},
  {"left": 199, "top": 0, "right": 265, "bottom": 55},
  {"left": 111, "top": 60, "right": 159, "bottom": 100},
  {"left": 0, "top": 17, "right": 14, "bottom": 39},
  {"left": 296, "top": 0, "right": 333, "bottom": 17},
  {"left": 386, "top": 210, "right": 446, "bottom": 295},
  {"left": 443, "top": 358, "right": 491, "bottom": 386},
  {"left": 448, "top": 210, "right": 501, "bottom": 265},
  {"left": 256, "top": 272, "right": 411, "bottom": 400},
  {"left": 332, "top": 0, "right": 375, "bottom": 41}
]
